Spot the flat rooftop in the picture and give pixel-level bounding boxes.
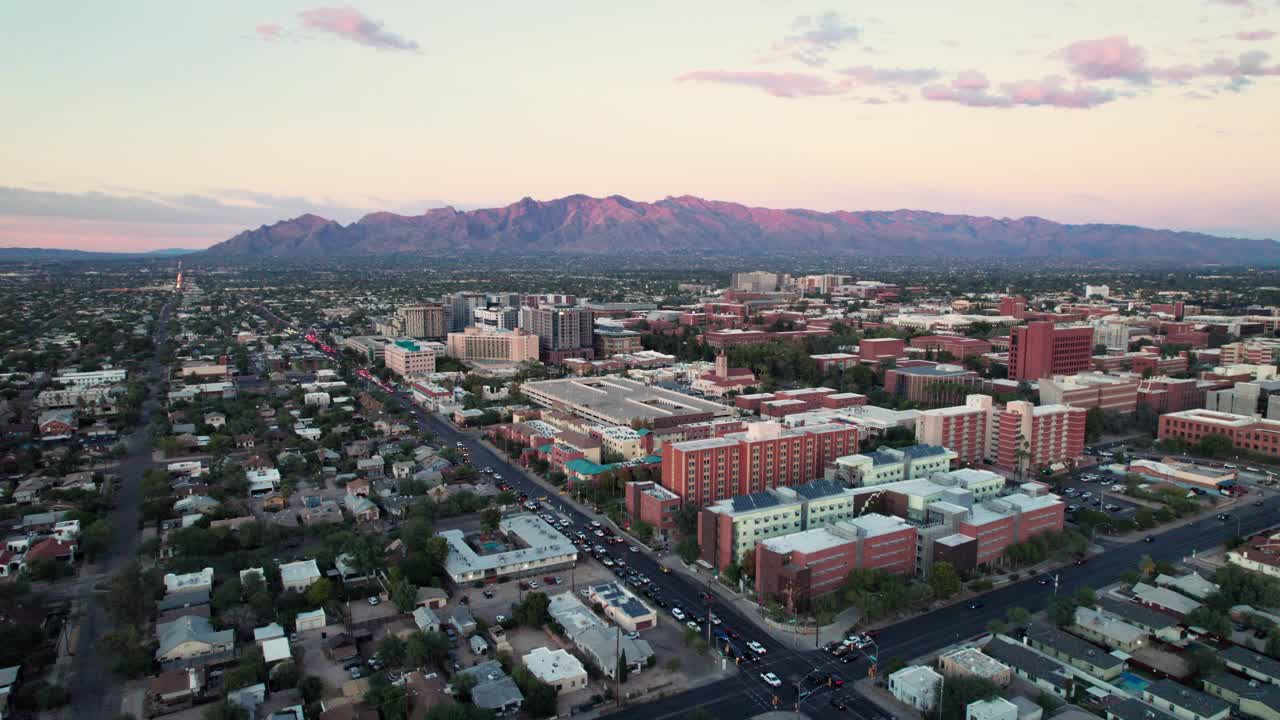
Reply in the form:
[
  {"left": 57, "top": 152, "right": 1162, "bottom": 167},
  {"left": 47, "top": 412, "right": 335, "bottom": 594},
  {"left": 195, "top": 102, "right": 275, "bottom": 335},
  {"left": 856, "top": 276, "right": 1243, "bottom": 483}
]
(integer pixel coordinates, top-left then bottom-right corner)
[
  {"left": 759, "top": 527, "right": 852, "bottom": 555},
  {"left": 521, "top": 376, "right": 730, "bottom": 424},
  {"left": 442, "top": 514, "right": 576, "bottom": 578}
]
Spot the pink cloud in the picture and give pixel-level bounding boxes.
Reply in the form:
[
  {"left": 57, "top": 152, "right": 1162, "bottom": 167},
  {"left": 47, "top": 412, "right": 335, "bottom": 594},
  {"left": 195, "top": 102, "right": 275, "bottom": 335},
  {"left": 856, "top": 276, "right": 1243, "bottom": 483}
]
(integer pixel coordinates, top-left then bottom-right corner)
[
  {"left": 297, "top": 6, "right": 420, "bottom": 52},
  {"left": 951, "top": 70, "right": 990, "bottom": 91},
  {"left": 774, "top": 12, "right": 860, "bottom": 66},
  {"left": 838, "top": 65, "right": 940, "bottom": 86},
  {"left": 1059, "top": 36, "right": 1150, "bottom": 81},
  {"left": 256, "top": 24, "right": 284, "bottom": 41},
  {"left": 1236, "top": 29, "right": 1276, "bottom": 40},
  {"left": 921, "top": 74, "right": 1114, "bottom": 108},
  {"left": 675, "top": 70, "right": 849, "bottom": 98}
]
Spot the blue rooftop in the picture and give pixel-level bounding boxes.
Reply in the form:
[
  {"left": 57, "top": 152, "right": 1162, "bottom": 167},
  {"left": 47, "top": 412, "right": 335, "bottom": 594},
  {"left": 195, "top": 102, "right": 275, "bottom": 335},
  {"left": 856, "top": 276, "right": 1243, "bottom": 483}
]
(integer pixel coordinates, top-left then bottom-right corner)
[
  {"left": 792, "top": 478, "right": 848, "bottom": 500},
  {"left": 867, "top": 449, "right": 902, "bottom": 466},
  {"left": 731, "top": 491, "right": 784, "bottom": 513},
  {"left": 897, "top": 365, "right": 975, "bottom": 377},
  {"left": 901, "top": 444, "right": 949, "bottom": 459}
]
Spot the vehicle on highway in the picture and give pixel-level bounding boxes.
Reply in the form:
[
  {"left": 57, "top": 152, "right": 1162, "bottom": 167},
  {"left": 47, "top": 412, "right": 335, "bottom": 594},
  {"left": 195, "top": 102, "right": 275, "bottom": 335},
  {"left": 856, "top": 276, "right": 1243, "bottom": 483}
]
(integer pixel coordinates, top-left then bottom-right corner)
[
  {"left": 1218, "top": 513, "right": 1231, "bottom": 521},
  {"left": 760, "top": 672, "right": 782, "bottom": 688},
  {"left": 671, "top": 607, "right": 686, "bottom": 621},
  {"left": 686, "top": 621, "right": 700, "bottom": 632},
  {"left": 660, "top": 566, "right": 672, "bottom": 574},
  {"left": 968, "top": 601, "right": 984, "bottom": 609},
  {"left": 830, "top": 697, "right": 848, "bottom": 711},
  {"left": 746, "top": 640, "right": 766, "bottom": 655}
]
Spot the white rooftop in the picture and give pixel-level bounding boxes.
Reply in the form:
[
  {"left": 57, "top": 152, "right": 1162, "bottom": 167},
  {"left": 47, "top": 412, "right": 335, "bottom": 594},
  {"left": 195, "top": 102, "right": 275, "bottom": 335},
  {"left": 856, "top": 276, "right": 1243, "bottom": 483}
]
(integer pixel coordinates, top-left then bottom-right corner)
[
  {"left": 442, "top": 514, "right": 576, "bottom": 578},
  {"left": 522, "top": 646, "right": 586, "bottom": 683}
]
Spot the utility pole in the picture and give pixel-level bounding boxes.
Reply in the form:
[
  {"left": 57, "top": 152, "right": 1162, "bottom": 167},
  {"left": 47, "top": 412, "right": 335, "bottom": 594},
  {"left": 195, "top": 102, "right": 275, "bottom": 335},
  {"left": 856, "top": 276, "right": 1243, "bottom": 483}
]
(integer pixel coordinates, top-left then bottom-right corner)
[{"left": 615, "top": 628, "right": 622, "bottom": 708}]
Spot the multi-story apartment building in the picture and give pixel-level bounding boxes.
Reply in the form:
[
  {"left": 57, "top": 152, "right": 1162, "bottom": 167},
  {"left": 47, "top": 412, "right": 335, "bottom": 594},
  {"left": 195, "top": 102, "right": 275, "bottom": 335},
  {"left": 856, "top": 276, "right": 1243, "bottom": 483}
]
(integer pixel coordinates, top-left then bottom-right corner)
[
  {"left": 731, "top": 271, "right": 788, "bottom": 293},
  {"left": 916, "top": 395, "right": 992, "bottom": 466},
  {"left": 472, "top": 307, "right": 520, "bottom": 331},
  {"left": 383, "top": 338, "right": 437, "bottom": 377},
  {"left": 1220, "top": 340, "right": 1280, "bottom": 365},
  {"left": 1138, "top": 376, "right": 1208, "bottom": 413},
  {"left": 832, "top": 444, "right": 957, "bottom": 486},
  {"left": 988, "top": 401, "right": 1087, "bottom": 473},
  {"left": 53, "top": 369, "right": 127, "bottom": 388},
  {"left": 1008, "top": 322, "right": 1094, "bottom": 381},
  {"left": 697, "top": 479, "right": 858, "bottom": 569},
  {"left": 1158, "top": 409, "right": 1280, "bottom": 458},
  {"left": 445, "top": 327, "right": 540, "bottom": 365},
  {"left": 396, "top": 304, "right": 446, "bottom": 339},
  {"left": 519, "top": 305, "right": 595, "bottom": 363},
  {"left": 1038, "top": 372, "right": 1139, "bottom": 413},
  {"left": 755, "top": 513, "right": 917, "bottom": 608},
  {"left": 661, "top": 421, "right": 858, "bottom": 507}
]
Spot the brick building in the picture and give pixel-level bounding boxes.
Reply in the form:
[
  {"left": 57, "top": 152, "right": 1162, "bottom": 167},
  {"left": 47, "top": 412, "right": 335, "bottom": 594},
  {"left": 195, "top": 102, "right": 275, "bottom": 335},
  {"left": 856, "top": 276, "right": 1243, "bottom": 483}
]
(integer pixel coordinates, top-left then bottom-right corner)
[
  {"left": 909, "top": 335, "right": 993, "bottom": 359},
  {"left": 623, "top": 481, "right": 680, "bottom": 532},
  {"left": 860, "top": 337, "right": 905, "bottom": 361},
  {"left": 1037, "top": 372, "right": 1139, "bottom": 413},
  {"left": 1138, "top": 376, "right": 1208, "bottom": 413},
  {"left": 1158, "top": 409, "right": 1280, "bottom": 458},
  {"left": 989, "top": 401, "right": 1087, "bottom": 473},
  {"left": 660, "top": 421, "right": 858, "bottom": 507},
  {"left": 884, "top": 363, "right": 984, "bottom": 407},
  {"left": 754, "top": 514, "right": 916, "bottom": 609},
  {"left": 1008, "top": 322, "right": 1094, "bottom": 381},
  {"left": 915, "top": 395, "right": 993, "bottom": 467}
]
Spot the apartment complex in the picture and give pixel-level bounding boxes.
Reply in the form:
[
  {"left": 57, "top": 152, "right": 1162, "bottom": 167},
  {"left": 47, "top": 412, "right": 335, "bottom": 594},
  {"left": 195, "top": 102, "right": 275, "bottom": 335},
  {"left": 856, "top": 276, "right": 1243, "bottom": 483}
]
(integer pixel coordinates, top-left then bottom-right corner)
[
  {"left": 445, "top": 327, "right": 540, "bottom": 365},
  {"left": 1008, "top": 322, "right": 1094, "bottom": 381},
  {"left": 519, "top": 305, "right": 595, "bottom": 363},
  {"left": 660, "top": 421, "right": 858, "bottom": 507},
  {"left": 916, "top": 395, "right": 991, "bottom": 466},
  {"left": 755, "top": 513, "right": 917, "bottom": 608},
  {"left": 1158, "top": 409, "right": 1280, "bottom": 458},
  {"left": 915, "top": 395, "right": 1086, "bottom": 472},
  {"left": 383, "top": 338, "right": 437, "bottom": 378}
]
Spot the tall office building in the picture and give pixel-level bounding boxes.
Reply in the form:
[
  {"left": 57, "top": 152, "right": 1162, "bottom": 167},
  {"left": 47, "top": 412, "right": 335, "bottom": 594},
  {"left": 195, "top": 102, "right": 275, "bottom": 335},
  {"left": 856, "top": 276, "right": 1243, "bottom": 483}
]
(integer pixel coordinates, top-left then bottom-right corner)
[
  {"left": 518, "top": 305, "right": 595, "bottom": 363},
  {"left": 1092, "top": 322, "right": 1131, "bottom": 352},
  {"left": 448, "top": 292, "right": 488, "bottom": 332},
  {"left": 1008, "top": 322, "right": 1094, "bottom": 381},
  {"left": 730, "top": 271, "right": 788, "bottom": 293},
  {"left": 396, "top": 304, "right": 446, "bottom": 339}
]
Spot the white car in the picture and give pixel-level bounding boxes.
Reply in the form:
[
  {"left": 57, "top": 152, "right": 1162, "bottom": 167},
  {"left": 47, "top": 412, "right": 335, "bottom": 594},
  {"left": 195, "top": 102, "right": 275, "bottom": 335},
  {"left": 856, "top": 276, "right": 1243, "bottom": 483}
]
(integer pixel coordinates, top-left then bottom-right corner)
[
  {"left": 367, "top": 596, "right": 380, "bottom": 606},
  {"left": 528, "top": 580, "right": 539, "bottom": 590},
  {"left": 746, "top": 641, "right": 766, "bottom": 655},
  {"left": 686, "top": 621, "right": 700, "bottom": 632},
  {"left": 495, "top": 615, "right": 507, "bottom": 624},
  {"left": 671, "top": 608, "right": 686, "bottom": 621},
  {"left": 760, "top": 672, "right": 782, "bottom": 688},
  {"left": 709, "top": 613, "right": 721, "bottom": 625}
]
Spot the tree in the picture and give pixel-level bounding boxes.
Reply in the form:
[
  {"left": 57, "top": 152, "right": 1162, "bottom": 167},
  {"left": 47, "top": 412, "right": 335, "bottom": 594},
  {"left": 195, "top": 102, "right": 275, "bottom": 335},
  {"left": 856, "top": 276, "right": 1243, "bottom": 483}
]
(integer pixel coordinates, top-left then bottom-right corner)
[
  {"left": 1048, "top": 598, "right": 1078, "bottom": 627},
  {"left": 1085, "top": 407, "right": 1105, "bottom": 443},
  {"left": 304, "top": 578, "right": 333, "bottom": 607},
  {"left": 201, "top": 700, "right": 248, "bottom": 720},
  {"left": 929, "top": 562, "right": 962, "bottom": 600},
  {"left": 379, "top": 633, "right": 407, "bottom": 668},
  {"left": 676, "top": 538, "right": 699, "bottom": 565},
  {"left": 388, "top": 568, "right": 418, "bottom": 613},
  {"left": 514, "top": 592, "right": 551, "bottom": 627},
  {"left": 512, "top": 666, "right": 559, "bottom": 718},
  {"left": 1186, "top": 646, "right": 1224, "bottom": 678},
  {"left": 1006, "top": 607, "right": 1031, "bottom": 627},
  {"left": 1073, "top": 587, "right": 1097, "bottom": 608},
  {"left": 939, "top": 675, "right": 1001, "bottom": 720},
  {"left": 80, "top": 519, "right": 112, "bottom": 561},
  {"left": 1194, "top": 433, "right": 1234, "bottom": 459},
  {"left": 480, "top": 507, "right": 502, "bottom": 535},
  {"left": 617, "top": 649, "right": 629, "bottom": 685}
]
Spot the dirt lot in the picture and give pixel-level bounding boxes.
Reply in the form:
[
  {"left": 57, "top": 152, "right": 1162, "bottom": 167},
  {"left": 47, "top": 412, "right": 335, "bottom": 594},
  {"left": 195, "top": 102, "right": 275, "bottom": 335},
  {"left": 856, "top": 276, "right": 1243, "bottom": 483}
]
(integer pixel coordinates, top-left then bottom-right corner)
[{"left": 293, "top": 622, "right": 357, "bottom": 696}]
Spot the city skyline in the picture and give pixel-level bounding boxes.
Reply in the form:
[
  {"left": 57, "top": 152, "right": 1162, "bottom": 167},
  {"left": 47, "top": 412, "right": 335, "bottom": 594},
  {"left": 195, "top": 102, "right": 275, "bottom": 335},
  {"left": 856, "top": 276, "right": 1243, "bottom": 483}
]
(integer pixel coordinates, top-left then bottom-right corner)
[{"left": 3, "top": 1, "right": 1280, "bottom": 250}]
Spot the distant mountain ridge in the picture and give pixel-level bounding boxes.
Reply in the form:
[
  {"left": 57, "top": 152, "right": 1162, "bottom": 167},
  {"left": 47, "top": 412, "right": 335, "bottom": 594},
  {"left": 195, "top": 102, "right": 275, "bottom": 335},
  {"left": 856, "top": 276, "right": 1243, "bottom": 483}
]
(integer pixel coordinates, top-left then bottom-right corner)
[
  {"left": 202, "top": 194, "right": 1280, "bottom": 263},
  {"left": 0, "top": 247, "right": 199, "bottom": 261}
]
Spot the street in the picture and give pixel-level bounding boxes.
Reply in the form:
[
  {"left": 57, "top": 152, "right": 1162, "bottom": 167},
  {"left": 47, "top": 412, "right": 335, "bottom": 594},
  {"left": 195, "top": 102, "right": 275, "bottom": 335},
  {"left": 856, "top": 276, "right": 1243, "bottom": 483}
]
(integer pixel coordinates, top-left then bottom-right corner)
[{"left": 64, "top": 298, "right": 173, "bottom": 720}]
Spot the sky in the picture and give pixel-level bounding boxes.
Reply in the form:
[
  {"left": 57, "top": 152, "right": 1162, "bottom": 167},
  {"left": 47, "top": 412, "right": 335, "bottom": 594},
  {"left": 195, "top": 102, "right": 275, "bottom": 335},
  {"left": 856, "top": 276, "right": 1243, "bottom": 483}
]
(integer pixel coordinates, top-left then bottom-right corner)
[{"left": 2, "top": 1, "right": 1279, "bottom": 251}]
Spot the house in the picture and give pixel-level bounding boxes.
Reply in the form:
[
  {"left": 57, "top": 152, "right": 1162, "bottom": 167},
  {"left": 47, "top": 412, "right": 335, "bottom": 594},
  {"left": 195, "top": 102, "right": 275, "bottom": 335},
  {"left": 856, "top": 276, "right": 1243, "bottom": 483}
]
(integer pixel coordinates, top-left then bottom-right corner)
[
  {"left": 450, "top": 605, "right": 477, "bottom": 637},
  {"left": 261, "top": 493, "right": 288, "bottom": 512},
  {"left": 22, "top": 538, "right": 77, "bottom": 569},
  {"left": 937, "top": 647, "right": 1013, "bottom": 685},
  {"left": 155, "top": 616, "right": 235, "bottom": 668},
  {"left": 246, "top": 468, "right": 282, "bottom": 496},
  {"left": 391, "top": 461, "right": 415, "bottom": 480},
  {"left": 301, "top": 500, "right": 343, "bottom": 526},
  {"left": 1202, "top": 673, "right": 1280, "bottom": 720},
  {"left": 146, "top": 668, "right": 205, "bottom": 711},
  {"left": 416, "top": 587, "right": 448, "bottom": 610},
  {"left": 173, "top": 495, "right": 220, "bottom": 514},
  {"left": 346, "top": 477, "right": 371, "bottom": 497},
  {"left": 37, "top": 409, "right": 76, "bottom": 439},
  {"left": 889, "top": 665, "right": 943, "bottom": 712},
  {"left": 983, "top": 636, "right": 1076, "bottom": 699},
  {"left": 522, "top": 647, "right": 588, "bottom": 692},
  {"left": 157, "top": 589, "right": 211, "bottom": 614},
  {"left": 345, "top": 494, "right": 380, "bottom": 523},
  {"left": 203, "top": 412, "right": 226, "bottom": 429},
  {"left": 228, "top": 683, "right": 267, "bottom": 720},
  {"left": 295, "top": 609, "right": 326, "bottom": 632},
  {"left": 356, "top": 456, "right": 385, "bottom": 477},
  {"left": 413, "top": 607, "right": 440, "bottom": 633},
  {"left": 1154, "top": 572, "right": 1218, "bottom": 600},
  {"left": 1132, "top": 582, "right": 1202, "bottom": 617},
  {"left": 234, "top": 434, "right": 256, "bottom": 449},
  {"left": 254, "top": 623, "right": 285, "bottom": 644},
  {"left": 1072, "top": 606, "right": 1149, "bottom": 652},
  {"left": 239, "top": 567, "right": 266, "bottom": 586},
  {"left": 470, "top": 635, "right": 489, "bottom": 656},
  {"left": 165, "top": 567, "right": 214, "bottom": 596},
  {"left": 574, "top": 626, "right": 653, "bottom": 678},
  {"left": 1142, "top": 678, "right": 1230, "bottom": 720},
  {"left": 11, "top": 477, "right": 49, "bottom": 504},
  {"left": 1095, "top": 597, "right": 1185, "bottom": 643},
  {"left": 1105, "top": 698, "right": 1180, "bottom": 720},
  {"left": 279, "top": 559, "right": 322, "bottom": 592},
  {"left": 261, "top": 637, "right": 292, "bottom": 664},
  {"left": 455, "top": 661, "right": 523, "bottom": 716}
]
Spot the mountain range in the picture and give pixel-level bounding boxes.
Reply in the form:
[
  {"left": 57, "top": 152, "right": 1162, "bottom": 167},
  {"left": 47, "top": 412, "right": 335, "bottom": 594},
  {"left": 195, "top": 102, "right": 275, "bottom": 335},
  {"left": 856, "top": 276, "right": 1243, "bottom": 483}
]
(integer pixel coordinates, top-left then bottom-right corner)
[
  {"left": 203, "top": 194, "right": 1280, "bottom": 263},
  {"left": 0, "top": 247, "right": 199, "bottom": 261}
]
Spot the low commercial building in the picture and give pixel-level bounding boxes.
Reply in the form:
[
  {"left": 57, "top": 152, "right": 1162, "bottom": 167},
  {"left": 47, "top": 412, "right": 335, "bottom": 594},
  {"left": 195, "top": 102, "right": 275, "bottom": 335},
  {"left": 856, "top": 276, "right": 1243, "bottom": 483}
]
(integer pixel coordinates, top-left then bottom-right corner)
[
  {"left": 546, "top": 592, "right": 654, "bottom": 678},
  {"left": 522, "top": 376, "right": 730, "bottom": 428},
  {"left": 937, "top": 647, "right": 1012, "bottom": 686},
  {"left": 522, "top": 647, "right": 588, "bottom": 693},
  {"left": 1127, "top": 459, "right": 1238, "bottom": 495},
  {"left": 584, "top": 582, "right": 657, "bottom": 632},
  {"left": 888, "top": 665, "right": 942, "bottom": 713},
  {"left": 441, "top": 514, "right": 577, "bottom": 584}
]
